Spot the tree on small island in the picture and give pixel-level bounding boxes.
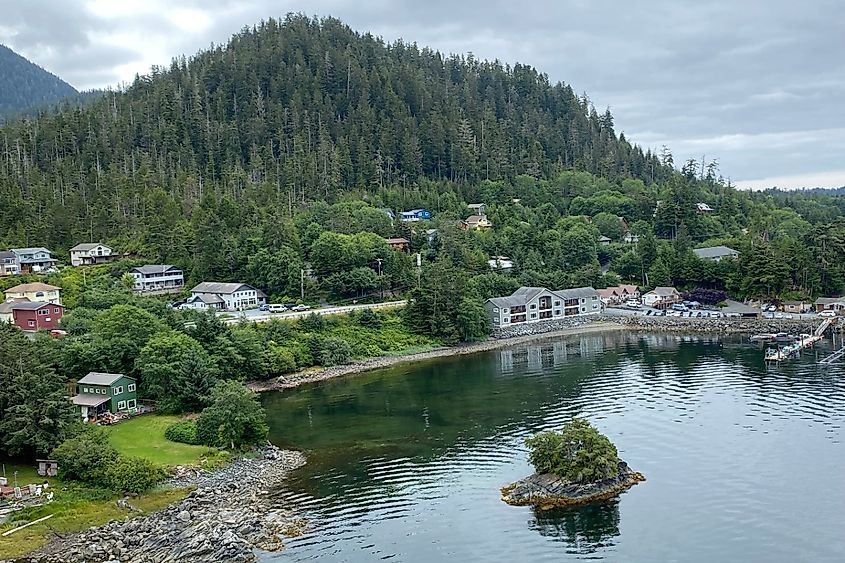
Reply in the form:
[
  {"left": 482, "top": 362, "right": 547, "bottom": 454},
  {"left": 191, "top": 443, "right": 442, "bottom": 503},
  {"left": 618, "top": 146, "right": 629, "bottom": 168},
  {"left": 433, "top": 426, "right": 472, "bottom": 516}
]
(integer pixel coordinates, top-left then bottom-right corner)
[
  {"left": 524, "top": 418, "right": 619, "bottom": 483},
  {"left": 502, "top": 418, "right": 644, "bottom": 507}
]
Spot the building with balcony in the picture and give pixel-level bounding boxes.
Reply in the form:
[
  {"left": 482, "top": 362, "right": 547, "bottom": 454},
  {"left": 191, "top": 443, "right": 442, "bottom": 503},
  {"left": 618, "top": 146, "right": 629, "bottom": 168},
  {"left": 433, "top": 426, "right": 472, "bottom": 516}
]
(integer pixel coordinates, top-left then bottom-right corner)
[
  {"left": 5, "top": 282, "right": 62, "bottom": 305},
  {"left": 70, "top": 243, "right": 116, "bottom": 266},
  {"left": 10, "top": 248, "right": 57, "bottom": 273},
  {"left": 130, "top": 265, "right": 185, "bottom": 293},
  {"left": 485, "top": 286, "right": 600, "bottom": 327}
]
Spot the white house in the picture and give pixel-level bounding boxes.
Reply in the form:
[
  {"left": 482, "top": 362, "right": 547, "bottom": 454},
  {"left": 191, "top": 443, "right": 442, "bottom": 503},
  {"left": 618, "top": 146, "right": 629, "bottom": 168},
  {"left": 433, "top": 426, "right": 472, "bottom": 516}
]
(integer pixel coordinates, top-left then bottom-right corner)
[
  {"left": 186, "top": 282, "right": 266, "bottom": 311},
  {"left": 11, "top": 248, "right": 57, "bottom": 273},
  {"left": 70, "top": 243, "right": 116, "bottom": 266},
  {"left": 623, "top": 232, "right": 640, "bottom": 244},
  {"left": 488, "top": 256, "right": 514, "bottom": 271},
  {"left": 643, "top": 287, "right": 681, "bottom": 308},
  {"left": 485, "top": 286, "right": 600, "bottom": 327},
  {"left": 130, "top": 265, "right": 185, "bottom": 293}
]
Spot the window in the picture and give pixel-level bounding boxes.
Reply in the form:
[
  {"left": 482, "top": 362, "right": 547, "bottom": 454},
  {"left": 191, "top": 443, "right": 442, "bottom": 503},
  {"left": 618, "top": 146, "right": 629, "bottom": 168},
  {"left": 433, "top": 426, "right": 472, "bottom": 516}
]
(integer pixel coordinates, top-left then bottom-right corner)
[
  {"left": 128, "top": 383, "right": 136, "bottom": 392},
  {"left": 127, "top": 399, "right": 136, "bottom": 409},
  {"left": 493, "top": 307, "right": 499, "bottom": 313},
  {"left": 38, "top": 309, "right": 49, "bottom": 315},
  {"left": 530, "top": 313, "right": 537, "bottom": 319},
  {"left": 592, "top": 296, "right": 598, "bottom": 301},
  {"left": 580, "top": 298, "right": 586, "bottom": 304},
  {"left": 117, "top": 401, "right": 127, "bottom": 411},
  {"left": 54, "top": 308, "right": 61, "bottom": 314},
  {"left": 554, "top": 301, "right": 561, "bottom": 306},
  {"left": 28, "top": 320, "right": 35, "bottom": 327},
  {"left": 503, "top": 308, "right": 509, "bottom": 313},
  {"left": 503, "top": 317, "right": 509, "bottom": 323},
  {"left": 530, "top": 304, "right": 537, "bottom": 309},
  {"left": 113, "top": 386, "right": 123, "bottom": 395},
  {"left": 554, "top": 310, "right": 561, "bottom": 316},
  {"left": 581, "top": 307, "right": 586, "bottom": 313}
]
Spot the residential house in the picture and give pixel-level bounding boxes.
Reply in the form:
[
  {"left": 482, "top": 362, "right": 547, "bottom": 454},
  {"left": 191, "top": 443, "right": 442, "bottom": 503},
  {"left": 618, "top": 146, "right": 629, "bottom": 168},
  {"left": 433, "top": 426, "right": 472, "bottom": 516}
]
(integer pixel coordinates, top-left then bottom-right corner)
[
  {"left": 488, "top": 256, "right": 514, "bottom": 271},
  {"left": 0, "top": 250, "right": 18, "bottom": 275},
  {"left": 400, "top": 209, "right": 432, "bottom": 222},
  {"left": 598, "top": 287, "right": 621, "bottom": 305},
  {"left": 692, "top": 246, "right": 739, "bottom": 262},
  {"left": 598, "top": 235, "right": 612, "bottom": 246},
  {"left": 462, "top": 215, "right": 492, "bottom": 230},
  {"left": 186, "top": 282, "right": 266, "bottom": 311},
  {"left": 467, "top": 203, "right": 487, "bottom": 214},
  {"left": 130, "top": 265, "right": 185, "bottom": 293},
  {"left": 782, "top": 300, "right": 808, "bottom": 314},
  {"left": 696, "top": 202, "right": 714, "bottom": 213},
  {"left": 485, "top": 286, "right": 601, "bottom": 327},
  {"left": 380, "top": 208, "right": 396, "bottom": 223},
  {"left": 70, "top": 243, "right": 116, "bottom": 266},
  {"left": 72, "top": 372, "right": 137, "bottom": 421},
  {"left": 5, "top": 282, "right": 62, "bottom": 305},
  {"left": 643, "top": 287, "right": 681, "bottom": 309},
  {"left": 598, "top": 284, "right": 641, "bottom": 305},
  {"left": 425, "top": 229, "right": 439, "bottom": 243},
  {"left": 11, "top": 301, "right": 64, "bottom": 331},
  {"left": 814, "top": 297, "right": 845, "bottom": 313},
  {"left": 623, "top": 232, "right": 640, "bottom": 244},
  {"left": 0, "top": 298, "right": 28, "bottom": 324},
  {"left": 11, "top": 248, "right": 57, "bottom": 273},
  {"left": 386, "top": 237, "right": 410, "bottom": 252}
]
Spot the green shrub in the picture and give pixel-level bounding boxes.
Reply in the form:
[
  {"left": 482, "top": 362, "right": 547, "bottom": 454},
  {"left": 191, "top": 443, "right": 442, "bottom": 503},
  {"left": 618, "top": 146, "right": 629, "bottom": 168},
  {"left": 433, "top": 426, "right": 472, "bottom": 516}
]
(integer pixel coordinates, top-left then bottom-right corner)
[
  {"left": 164, "top": 420, "right": 200, "bottom": 445},
  {"left": 319, "top": 336, "right": 352, "bottom": 366},
  {"left": 104, "top": 456, "right": 167, "bottom": 494},
  {"left": 525, "top": 418, "right": 619, "bottom": 483},
  {"left": 196, "top": 381, "right": 268, "bottom": 449},
  {"left": 51, "top": 427, "right": 120, "bottom": 487}
]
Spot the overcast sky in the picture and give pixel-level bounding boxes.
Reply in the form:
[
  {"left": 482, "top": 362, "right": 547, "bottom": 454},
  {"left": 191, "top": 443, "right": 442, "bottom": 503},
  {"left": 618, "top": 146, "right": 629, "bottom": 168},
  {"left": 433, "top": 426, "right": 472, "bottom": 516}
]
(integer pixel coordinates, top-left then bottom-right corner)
[{"left": 1, "top": 0, "right": 843, "bottom": 189}]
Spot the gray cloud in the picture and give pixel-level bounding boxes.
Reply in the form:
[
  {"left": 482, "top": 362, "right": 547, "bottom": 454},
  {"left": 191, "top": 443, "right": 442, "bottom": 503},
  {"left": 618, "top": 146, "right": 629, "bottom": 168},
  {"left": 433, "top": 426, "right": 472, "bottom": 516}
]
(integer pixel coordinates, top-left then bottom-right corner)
[{"left": 0, "top": 0, "right": 843, "bottom": 187}]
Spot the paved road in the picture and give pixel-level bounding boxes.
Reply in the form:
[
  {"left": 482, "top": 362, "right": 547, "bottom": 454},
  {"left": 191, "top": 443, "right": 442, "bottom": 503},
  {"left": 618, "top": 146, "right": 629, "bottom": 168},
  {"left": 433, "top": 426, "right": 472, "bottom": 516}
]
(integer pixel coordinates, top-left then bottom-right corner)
[{"left": 219, "top": 300, "right": 408, "bottom": 325}]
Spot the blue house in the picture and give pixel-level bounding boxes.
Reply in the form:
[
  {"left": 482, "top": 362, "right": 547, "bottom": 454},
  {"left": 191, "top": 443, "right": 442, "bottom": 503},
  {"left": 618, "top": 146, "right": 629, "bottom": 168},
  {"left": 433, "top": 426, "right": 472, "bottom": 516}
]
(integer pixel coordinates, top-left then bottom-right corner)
[{"left": 400, "top": 209, "right": 432, "bottom": 222}]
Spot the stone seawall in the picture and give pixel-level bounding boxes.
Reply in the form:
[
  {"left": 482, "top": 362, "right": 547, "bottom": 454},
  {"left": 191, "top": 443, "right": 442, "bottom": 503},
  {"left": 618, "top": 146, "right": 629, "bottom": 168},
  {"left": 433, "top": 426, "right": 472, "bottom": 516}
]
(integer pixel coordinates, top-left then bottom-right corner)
[{"left": 492, "top": 314, "right": 823, "bottom": 339}]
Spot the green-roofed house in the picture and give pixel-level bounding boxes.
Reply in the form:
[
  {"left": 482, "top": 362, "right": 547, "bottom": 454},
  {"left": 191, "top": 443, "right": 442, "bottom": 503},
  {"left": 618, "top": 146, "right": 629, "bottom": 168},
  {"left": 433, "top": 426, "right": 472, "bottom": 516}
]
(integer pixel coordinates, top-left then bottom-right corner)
[{"left": 72, "top": 372, "right": 138, "bottom": 421}]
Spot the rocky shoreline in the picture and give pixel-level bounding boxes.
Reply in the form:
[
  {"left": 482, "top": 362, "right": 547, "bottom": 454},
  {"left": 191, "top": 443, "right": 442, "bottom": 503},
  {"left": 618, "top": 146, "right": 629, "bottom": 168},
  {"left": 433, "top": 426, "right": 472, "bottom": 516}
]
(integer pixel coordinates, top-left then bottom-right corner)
[
  {"left": 248, "top": 314, "right": 827, "bottom": 393},
  {"left": 12, "top": 446, "right": 306, "bottom": 563},
  {"left": 501, "top": 461, "right": 646, "bottom": 509}
]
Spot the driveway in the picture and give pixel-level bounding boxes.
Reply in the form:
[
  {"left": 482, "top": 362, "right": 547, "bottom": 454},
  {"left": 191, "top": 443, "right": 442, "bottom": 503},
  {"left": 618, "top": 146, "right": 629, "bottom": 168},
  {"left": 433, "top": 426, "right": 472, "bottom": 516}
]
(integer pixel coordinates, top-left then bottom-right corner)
[{"left": 218, "top": 300, "right": 408, "bottom": 325}]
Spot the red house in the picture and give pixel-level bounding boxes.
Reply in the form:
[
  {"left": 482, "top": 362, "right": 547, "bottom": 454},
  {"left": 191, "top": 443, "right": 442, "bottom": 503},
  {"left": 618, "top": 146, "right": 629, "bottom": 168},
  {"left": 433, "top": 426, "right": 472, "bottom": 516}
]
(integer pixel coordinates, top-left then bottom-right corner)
[{"left": 11, "top": 301, "right": 64, "bottom": 331}]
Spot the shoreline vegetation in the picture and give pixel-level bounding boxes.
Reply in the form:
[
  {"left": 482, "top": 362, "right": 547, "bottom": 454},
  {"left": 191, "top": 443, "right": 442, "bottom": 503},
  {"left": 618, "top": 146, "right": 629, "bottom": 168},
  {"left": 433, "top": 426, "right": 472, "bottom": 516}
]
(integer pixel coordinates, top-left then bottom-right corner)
[{"left": 247, "top": 314, "right": 818, "bottom": 392}]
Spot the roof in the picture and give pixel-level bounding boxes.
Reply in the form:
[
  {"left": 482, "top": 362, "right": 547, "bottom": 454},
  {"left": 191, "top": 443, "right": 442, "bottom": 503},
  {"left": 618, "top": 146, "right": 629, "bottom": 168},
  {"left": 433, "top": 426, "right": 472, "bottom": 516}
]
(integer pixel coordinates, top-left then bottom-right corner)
[
  {"left": 0, "top": 297, "right": 28, "bottom": 313},
  {"left": 6, "top": 282, "right": 61, "bottom": 293},
  {"left": 783, "top": 300, "right": 805, "bottom": 305},
  {"left": 693, "top": 246, "right": 739, "bottom": 259},
  {"left": 70, "top": 243, "right": 106, "bottom": 252},
  {"left": 11, "top": 301, "right": 59, "bottom": 311},
  {"left": 815, "top": 297, "right": 845, "bottom": 305},
  {"left": 598, "top": 288, "right": 620, "bottom": 298},
  {"left": 385, "top": 237, "right": 410, "bottom": 244},
  {"left": 488, "top": 286, "right": 598, "bottom": 308},
  {"left": 598, "top": 235, "right": 612, "bottom": 241},
  {"left": 11, "top": 247, "right": 52, "bottom": 255},
  {"left": 465, "top": 215, "right": 487, "bottom": 222},
  {"left": 651, "top": 287, "right": 679, "bottom": 297},
  {"left": 618, "top": 284, "right": 639, "bottom": 294},
  {"left": 191, "top": 282, "right": 256, "bottom": 294},
  {"left": 72, "top": 393, "right": 112, "bottom": 407},
  {"left": 131, "top": 264, "right": 180, "bottom": 275},
  {"left": 555, "top": 286, "right": 599, "bottom": 300},
  {"left": 78, "top": 372, "right": 133, "bottom": 386},
  {"left": 0, "top": 250, "right": 14, "bottom": 259}
]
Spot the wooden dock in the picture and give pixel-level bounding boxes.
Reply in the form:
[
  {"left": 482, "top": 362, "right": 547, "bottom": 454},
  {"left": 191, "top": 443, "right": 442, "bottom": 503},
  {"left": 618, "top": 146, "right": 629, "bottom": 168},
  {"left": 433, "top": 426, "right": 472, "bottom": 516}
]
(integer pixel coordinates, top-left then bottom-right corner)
[{"left": 764, "top": 319, "right": 832, "bottom": 363}]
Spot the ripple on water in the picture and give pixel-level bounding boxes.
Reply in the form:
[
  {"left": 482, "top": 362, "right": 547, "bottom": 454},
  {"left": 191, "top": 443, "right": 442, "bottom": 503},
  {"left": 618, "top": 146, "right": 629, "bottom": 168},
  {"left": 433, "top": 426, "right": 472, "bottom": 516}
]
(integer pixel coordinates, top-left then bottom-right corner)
[{"left": 263, "top": 332, "right": 845, "bottom": 562}]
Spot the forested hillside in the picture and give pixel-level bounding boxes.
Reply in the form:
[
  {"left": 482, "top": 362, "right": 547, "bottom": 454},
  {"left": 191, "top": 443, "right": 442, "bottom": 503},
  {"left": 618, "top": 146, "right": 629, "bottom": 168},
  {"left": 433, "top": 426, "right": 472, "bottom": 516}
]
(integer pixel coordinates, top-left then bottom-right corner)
[
  {"left": 1, "top": 14, "right": 845, "bottom": 320},
  {"left": 0, "top": 44, "right": 78, "bottom": 121}
]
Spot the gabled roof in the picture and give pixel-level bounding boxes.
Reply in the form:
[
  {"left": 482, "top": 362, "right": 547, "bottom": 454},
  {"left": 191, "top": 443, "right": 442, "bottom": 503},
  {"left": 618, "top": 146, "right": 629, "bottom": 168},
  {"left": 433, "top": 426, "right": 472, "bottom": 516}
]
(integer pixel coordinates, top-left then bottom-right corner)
[
  {"left": 618, "top": 284, "right": 639, "bottom": 294},
  {"left": 188, "top": 293, "right": 225, "bottom": 305},
  {"left": 78, "top": 372, "right": 133, "bottom": 386},
  {"left": 385, "top": 237, "right": 410, "bottom": 245},
  {"left": 72, "top": 394, "right": 112, "bottom": 407},
  {"left": 191, "top": 282, "right": 256, "bottom": 294},
  {"left": 555, "top": 286, "right": 599, "bottom": 300},
  {"left": 0, "top": 250, "right": 15, "bottom": 259},
  {"left": 131, "top": 264, "right": 181, "bottom": 275},
  {"left": 598, "top": 288, "right": 620, "bottom": 298},
  {"left": 11, "top": 247, "right": 52, "bottom": 255},
  {"left": 598, "top": 235, "right": 612, "bottom": 242},
  {"left": 6, "top": 282, "right": 61, "bottom": 293},
  {"left": 693, "top": 246, "right": 739, "bottom": 259},
  {"left": 11, "top": 301, "right": 59, "bottom": 311},
  {"left": 646, "top": 286, "right": 679, "bottom": 297},
  {"left": 465, "top": 214, "right": 487, "bottom": 222},
  {"left": 487, "top": 286, "right": 598, "bottom": 308},
  {"left": 70, "top": 243, "right": 108, "bottom": 252},
  {"left": 815, "top": 296, "right": 845, "bottom": 305}
]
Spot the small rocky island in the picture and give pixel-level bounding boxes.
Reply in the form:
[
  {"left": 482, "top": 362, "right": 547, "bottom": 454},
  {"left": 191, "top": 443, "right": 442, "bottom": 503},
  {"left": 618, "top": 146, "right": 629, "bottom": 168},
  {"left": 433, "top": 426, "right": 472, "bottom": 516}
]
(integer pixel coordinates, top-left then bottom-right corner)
[{"left": 502, "top": 418, "right": 644, "bottom": 508}]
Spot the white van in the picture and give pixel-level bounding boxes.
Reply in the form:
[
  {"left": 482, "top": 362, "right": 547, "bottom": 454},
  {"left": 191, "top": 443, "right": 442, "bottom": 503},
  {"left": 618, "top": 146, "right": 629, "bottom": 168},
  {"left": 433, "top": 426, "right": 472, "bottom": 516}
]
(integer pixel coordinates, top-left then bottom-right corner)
[{"left": 268, "top": 304, "right": 287, "bottom": 313}]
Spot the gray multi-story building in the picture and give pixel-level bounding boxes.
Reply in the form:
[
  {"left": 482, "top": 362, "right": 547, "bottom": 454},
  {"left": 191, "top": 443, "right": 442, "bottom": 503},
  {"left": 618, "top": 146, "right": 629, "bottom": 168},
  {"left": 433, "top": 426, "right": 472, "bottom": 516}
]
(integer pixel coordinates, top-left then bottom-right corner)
[{"left": 485, "top": 286, "right": 601, "bottom": 327}]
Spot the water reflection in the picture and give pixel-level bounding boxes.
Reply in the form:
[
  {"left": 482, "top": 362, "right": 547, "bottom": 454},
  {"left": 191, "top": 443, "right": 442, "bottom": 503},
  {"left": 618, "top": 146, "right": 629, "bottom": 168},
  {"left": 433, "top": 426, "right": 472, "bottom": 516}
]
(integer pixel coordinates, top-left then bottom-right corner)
[{"left": 529, "top": 500, "right": 621, "bottom": 553}]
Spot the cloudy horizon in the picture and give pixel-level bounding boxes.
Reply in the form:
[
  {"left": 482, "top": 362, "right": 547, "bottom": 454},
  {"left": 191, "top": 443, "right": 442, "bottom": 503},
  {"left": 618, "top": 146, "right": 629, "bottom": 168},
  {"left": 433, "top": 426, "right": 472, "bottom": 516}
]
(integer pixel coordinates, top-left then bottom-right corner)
[{"left": 1, "top": 0, "right": 843, "bottom": 190}]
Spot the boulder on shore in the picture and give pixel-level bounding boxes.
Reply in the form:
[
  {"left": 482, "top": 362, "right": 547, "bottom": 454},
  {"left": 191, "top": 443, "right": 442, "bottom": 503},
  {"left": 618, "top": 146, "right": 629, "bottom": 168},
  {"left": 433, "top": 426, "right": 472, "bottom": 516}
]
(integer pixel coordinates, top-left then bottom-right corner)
[{"left": 501, "top": 461, "right": 644, "bottom": 509}]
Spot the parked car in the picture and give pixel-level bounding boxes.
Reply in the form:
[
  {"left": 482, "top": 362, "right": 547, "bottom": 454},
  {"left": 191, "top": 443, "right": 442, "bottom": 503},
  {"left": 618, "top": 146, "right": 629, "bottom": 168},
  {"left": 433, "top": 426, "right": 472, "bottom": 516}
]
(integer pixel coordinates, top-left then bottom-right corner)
[
  {"left": 268, "top": 304, "right": 287, "bottom": 313},
  {"left": 625, "top": 300, "right": 642, "bottom": 309},
  {"left": 819, "top": 310, "right": 837, "bottom": 318},
  {"left": 764, "top": 312, "right": 775, "bottom": 319},
  {"left": 671, "top": 304, "right": 688, "bottom": 312},
  {"left": 292, "top": 304, "right": 311, "bottom": 312},
  {"left": 774, "top": 312, "right": 784, "bottom": 319},
  {"left": 259, "top": 303, "right": 270, "bottom": 312}
]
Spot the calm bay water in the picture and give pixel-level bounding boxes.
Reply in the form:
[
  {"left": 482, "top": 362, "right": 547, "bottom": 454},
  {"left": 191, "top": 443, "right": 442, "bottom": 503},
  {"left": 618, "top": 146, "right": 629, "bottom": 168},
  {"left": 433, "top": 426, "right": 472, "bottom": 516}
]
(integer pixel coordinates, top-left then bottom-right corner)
[{"left": 261, "top": 332, "right": 845, "bottom": 562}]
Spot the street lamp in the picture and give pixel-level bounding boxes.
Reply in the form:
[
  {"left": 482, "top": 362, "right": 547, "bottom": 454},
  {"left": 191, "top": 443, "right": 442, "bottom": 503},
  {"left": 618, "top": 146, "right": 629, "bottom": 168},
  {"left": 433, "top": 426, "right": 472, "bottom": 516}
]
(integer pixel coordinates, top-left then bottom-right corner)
[{"left": 375, "top": 258, "right": 384, "bottom": 300}]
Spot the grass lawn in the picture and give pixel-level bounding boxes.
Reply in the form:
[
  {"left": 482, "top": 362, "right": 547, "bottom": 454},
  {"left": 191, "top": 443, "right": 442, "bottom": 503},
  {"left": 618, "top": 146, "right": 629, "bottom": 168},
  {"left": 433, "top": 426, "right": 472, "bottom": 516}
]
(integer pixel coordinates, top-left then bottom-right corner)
[
  {"left": 105, "top": 415, "right": 213, "bottom": 467},
  {"left": 0, "top": 486, "right": 189, "bottom": 560}
]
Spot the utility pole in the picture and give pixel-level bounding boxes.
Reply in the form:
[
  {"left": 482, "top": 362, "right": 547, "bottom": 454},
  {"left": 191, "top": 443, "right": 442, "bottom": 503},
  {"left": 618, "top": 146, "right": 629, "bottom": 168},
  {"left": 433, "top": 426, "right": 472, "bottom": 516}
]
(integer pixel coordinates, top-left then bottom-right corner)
[
  {"left": 376, "top": 258, "right": 384, "bottom": 300},
  {"left": 416, "top": 253, "right": 421, "bottom": 289},
  {"left": 300, "top": 268, "right": 305, "bottom": 300}
]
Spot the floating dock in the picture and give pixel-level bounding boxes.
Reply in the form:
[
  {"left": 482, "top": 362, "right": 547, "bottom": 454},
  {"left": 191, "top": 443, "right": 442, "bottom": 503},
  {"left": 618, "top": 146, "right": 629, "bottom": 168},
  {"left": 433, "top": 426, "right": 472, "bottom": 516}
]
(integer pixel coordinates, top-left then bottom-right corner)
[{"left": 764, "top": 319, "right": 832, "bottom": 363}]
